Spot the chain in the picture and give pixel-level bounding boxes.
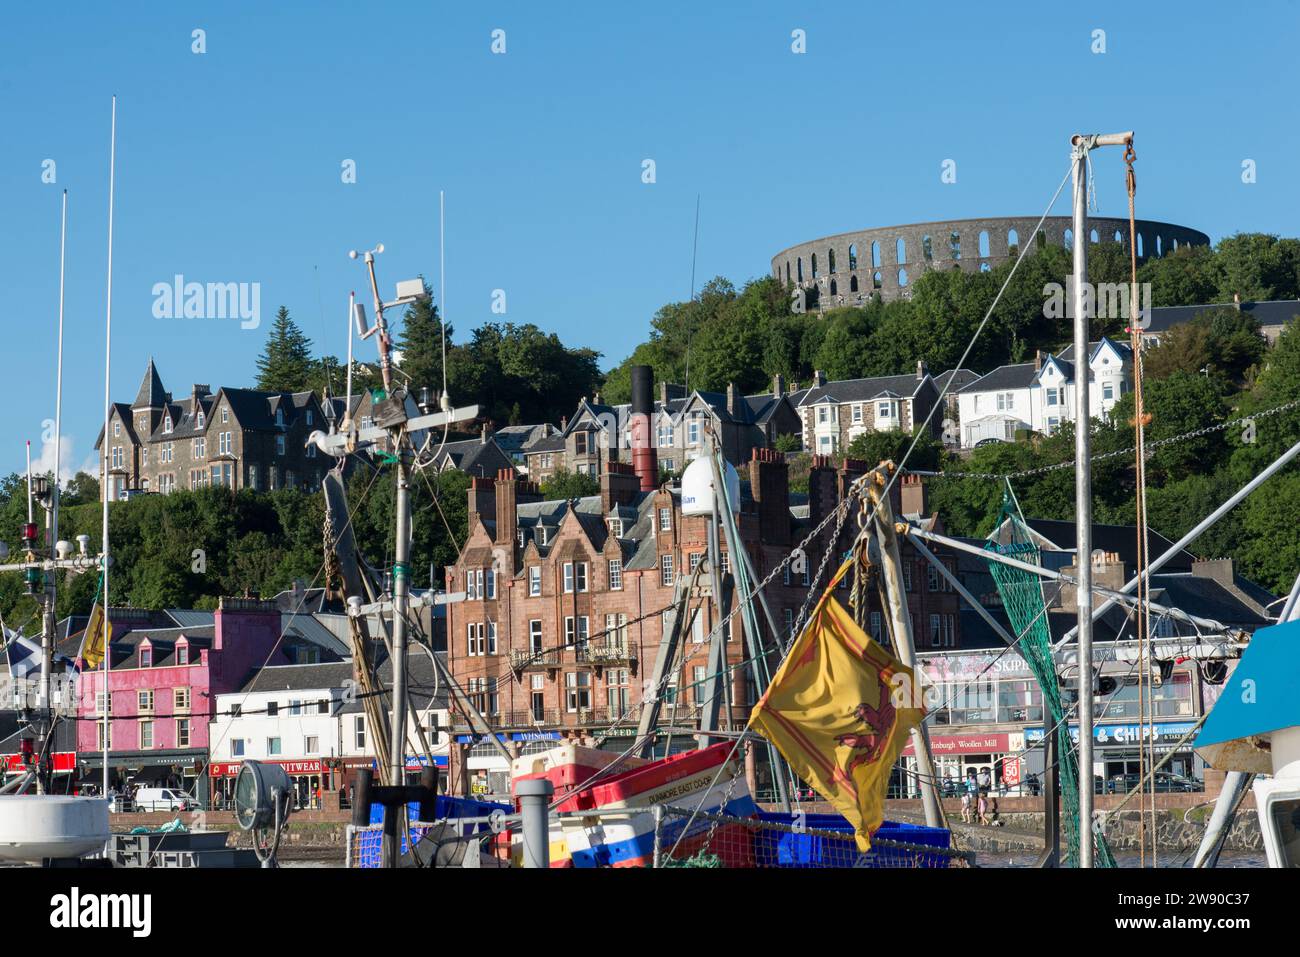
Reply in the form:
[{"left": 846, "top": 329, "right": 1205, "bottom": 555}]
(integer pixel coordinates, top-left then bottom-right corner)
[{"left": 932, "top": 397, "right": 1300, "bottom": 481}]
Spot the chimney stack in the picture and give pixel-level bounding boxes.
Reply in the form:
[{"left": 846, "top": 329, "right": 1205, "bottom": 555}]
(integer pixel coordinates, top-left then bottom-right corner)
[
  {"left": 481, "top": 422, "right": 490, "bottom": 444},
  {"left": 467, "top": 477, "right": 496, "bottom": 528},
  {"left": 772, "top": 373, "right": 785, "bottom": 397},
  {"left": 749, "top": 448, "right": 790, "bottom": 545},
  {"left": 900, "top": 472, "right": 928, "bottom": 517},
  {"left": 1233, "top": 292, "right": 1241, "bottom": 310},
  {"left": 812, "top": 369, "right": 826, "bottom": 388},
  {"left": 916, "top": 359, "right": 927, "bottom": 381},
  {"left": 807, "top": 454, "right": 837, "bottom": 533},
  {"left": 659, "top": 381, "right": 669, "bottom": 407},
  {"left": 1035, "top": 350, "right": 1044, "bottom": 372},
  {"left": 600, "top": 461, "right": 640, "bottom": 514},
  {"left": 726, "top": 382, "right": 739, "bottom": 417},
  {"left": 629, "top": 365, "right": 659, "bottom": 492}
]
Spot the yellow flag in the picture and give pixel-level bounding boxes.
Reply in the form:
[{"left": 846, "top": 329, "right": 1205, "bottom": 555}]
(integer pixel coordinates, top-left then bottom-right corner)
[
  {"left": 80, "top": 603, "right": 107, "bottom": 670},
  {"left": 751, "top": 562, "right": 925, "bottom": 851}
]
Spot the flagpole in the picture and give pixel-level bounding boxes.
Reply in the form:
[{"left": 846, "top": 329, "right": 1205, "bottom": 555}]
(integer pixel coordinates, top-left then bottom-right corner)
[{"left": 100, "top": 96, "right": 116, "bottom": 796}]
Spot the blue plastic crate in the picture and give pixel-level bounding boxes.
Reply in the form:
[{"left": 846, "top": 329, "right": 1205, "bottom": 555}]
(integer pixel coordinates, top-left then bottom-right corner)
[{"left": 754, "top": 812, "right": 952, "bottom": 868}]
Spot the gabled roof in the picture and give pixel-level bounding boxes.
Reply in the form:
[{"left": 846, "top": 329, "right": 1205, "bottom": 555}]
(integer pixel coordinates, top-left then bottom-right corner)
[
  {"left": 524, "top": 434, "right": 566, "bottom": 454},
  {"left": 1056, "top": 337, "right": 1132, "bottom": 365},
  {"left": 934, "top": 368, "right": 980, "bottom": 395},
  {"left": 240, "top": 661, "right": 356, "bottom": 695},
  {"left": 493, "top": 424, "right": 558, "bottom": 455},
  {"left": 133, "top": 359, "right": 168, "bottom": 409},
  {"left": 432, "top": 437, "right": 514, "bottom": 477}
]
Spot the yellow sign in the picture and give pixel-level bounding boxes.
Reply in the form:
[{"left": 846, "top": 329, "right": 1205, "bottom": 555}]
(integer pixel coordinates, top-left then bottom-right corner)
[{"left": 751, "top": 563, "right": 925, "bottom": 851}]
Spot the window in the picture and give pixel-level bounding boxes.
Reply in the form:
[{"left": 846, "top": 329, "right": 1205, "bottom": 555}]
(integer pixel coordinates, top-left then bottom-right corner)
[
  {"left": 692, "top": 666, "right": 708, "bottom": 705},
  {"left": 174, "top": 687, "right": 190, "bottom": 712},
  {"left": 267, "top": 736, "right": 282, "bottom": 755},
  {"left": 304, "top": 735, "right": 319, "bottom": 754},
  {"left": 869, "top": 611, "right": 883, "bottom": 640},
  {"left": 306, "top": 410, "right": 313, "bottom": 426},
  {"left": 487, "top": 621, "right": 498, "bottom": 655},
  {"left": 275, "top": 408, "right": 285, "bottom": 426},
  {"left": 563, "top": 562, "right": 575, "bottom": 593},
  {"left": 659, "top": 507, "right": 671, "bottom": 531},
  {"left": 113, "top": 420, "right": 121, "bottom": 437},
  {"left": 721, "top": 551, "right": 730, "bottom": 574},
  {"left": 928, "top": 564, "right": 940, "bottom": 592},
  {"left": 529, "top": 619, "right": 543, "bottom": 654},
  {"left": 852, "top": 405, "right": 863, "bottom": 424},
  {"left": 784, "top": 608, "right": 795, "bottom": 639},
  {"left": 607, "top": 668, "right": 630, "bottom": 715},
  {"left": 608, "top": 517, "right": 622, "bottom": 537},
  {"left": 467, "top": 622, "right": 486, "bottom": 657},
  {"left": 658, "top": 421, "right": 675, "bottom": 447},
  {"left": 289, "top": 699, "right": 302, "bottom": 716},
  {"left": 266, "top": 701, "right": 278, "bottom": 716},
  {"left": 565, "top": 672, "right": 591, "bottom": 712},
  {"left": 1102, "top": 382, "right": 1115, "bottom": 401},
  {"left": 574, "top": 431, "right": 588, "bottom": 454},
  {"left": 231, "top": 738, "right": 244, "bottom": 757},
  {"left": 138, "top": 689, "right": 154, "bottom": 711},
  {"left": 1046, "top": 387, "right": 1060, "bottom": 407},
  {"left": 141, "top": 447, "right": 149, "bottom": 467},
  {"left": 176, "top": 718, "right": 191, "bottom": 747},
  {"left": 97, "top": 721, "right": 111, "bottom": 750},
  {"left": 608, "top": 558, "right": 623, "bottom": 591},
  {"left": 196, "top": 410, "right": 205, "bottom": 428},
  {"left": 317, "top": 699, "right": 329, "bottom": 714},
  {"left": 163, "top": 413, "right": 173, "bottom": 433},
  {"left": 529, "top": 566, "right": 541, "bottom": 596},
  {"left": 575, "top": 562, "right": 588, "bottom": 592},
  {"left": 177, "top": 645, "right": 189, "bottom": 665},
  {"left": 531, "top": 675, "right": 546, "bottom": 722},
  {"left": 930, "top": 614, "right": 942, "bottom": 647},
  {"left": 660, "top": 553, "right": 674, "bottom": 586},
  {"left": 688, "top": 420, "right": 700, "bottom": 445},
  {"left": 661, "top": 458, "right": 674, "bottom": 473},
  {"left": 485, "top": 567, "right": 497, "bottom": 600},
  {"left": 219, "top": 431, "right": 232, "bottom": 455},
  {"left": 111, "top": 446, "right": 123, "bottom": 469},
  {"left": 354, "top": 716, "right": 366, "bottom": 749},
  {"left": 276, "top": 435, "right": 286, "bottom": 456},
  {"left": 160, "top": 442, "right": 173, "bottom": 463},
  {"left": 690, "top": 552, "right": 702, "bottom": 573},
  {"left": 193, "top": 436, "right": 205, "bottom": 458},
  {"left": 221, "top": 406, "right": 229, "bottom": 423},
  {"left": 140, "top": 647, "right": 152, "bottom": 668}
]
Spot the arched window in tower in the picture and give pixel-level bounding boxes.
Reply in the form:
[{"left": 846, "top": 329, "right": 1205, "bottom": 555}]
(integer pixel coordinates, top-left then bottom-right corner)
[
  {"left": 1036, "top": 229, "right": 1047, "bottom": 250},
  {"left": 850, "top": 275, "right": 859, "bottom": 293},
  {"left": 1090, "top": 229, "right": 1099, "bottom": 244},
  {"left": 785, "top": 261, "right": 791, "bottom": 284},
  {"left": 978, "top": 230, "right": 990, "bottom": 259},
  {"left": 897, "top": 268, "right": 909, "bottom": 287},
  {"left": 949, "top": 231, "right": 961, "bottom": 260},
  {"left": 1156, "top": 235, "right": 1163, "bottom": 257},
  {"left": 921, "top": 235, "right": 933, "bottom": 261},
  {"left": 828, "top": 248, "right": 836, "bottom": 273},
  {"left": 1007, "top": 229, "right": 1019, "bottom": 255},
  {"left": 848, "top": 244, "right": 858, "bottom": 270},
  {"left": 873, "top": 271, "right": 883, "bottom": 289},
  {"left": 871, "top": 241, "right": 881, "bottom": 268},
  {"left": 829, "top": 279, "right": 837, "bottom": 295},
  {"left": 811, "top": 253, "right": 818, "bottom": 278},
  {"left": 1114, "top": 229, "right": 1123, "bottom": 243},
  {"left": 1063, "top": 229, "right": 1073, "bottom": 250},
  {"left": 896, "top": 238, "right": 907, "bottom": 264},
  {"left": 1136, "top": 234, "right": 1144, "bottom": 257},
  {"left": 797, "top": 258, "right": 803, "bottom": 282}
]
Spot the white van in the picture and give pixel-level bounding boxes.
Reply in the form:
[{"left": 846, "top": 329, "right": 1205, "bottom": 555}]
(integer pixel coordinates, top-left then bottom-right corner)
[{"left": 133, "top": 787, "right": 192, "bottom": 812}]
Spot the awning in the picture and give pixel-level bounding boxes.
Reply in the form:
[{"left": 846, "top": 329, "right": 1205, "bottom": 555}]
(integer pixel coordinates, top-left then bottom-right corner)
[{"left": 1196, "top": 618, "right": 1300, "bottom": 773}]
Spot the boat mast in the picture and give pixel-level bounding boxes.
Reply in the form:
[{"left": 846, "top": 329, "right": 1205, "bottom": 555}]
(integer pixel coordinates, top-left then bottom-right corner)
[
  {"left": 101, "top": 95, "right": 117, "bottom": 796},
  {"left": 1068, "top": 130, "right": 1132, "bottom": 867}
]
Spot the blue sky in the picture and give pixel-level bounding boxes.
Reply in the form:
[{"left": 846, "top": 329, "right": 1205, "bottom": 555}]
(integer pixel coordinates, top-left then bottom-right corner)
[{"left": 0, "top": 1, "right": 1295, "bottom": 479}]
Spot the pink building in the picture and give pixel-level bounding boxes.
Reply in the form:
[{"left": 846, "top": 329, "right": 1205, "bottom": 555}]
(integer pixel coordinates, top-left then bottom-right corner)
[{"left": 75, "top": 597, "right": 299, "bottom": 801}]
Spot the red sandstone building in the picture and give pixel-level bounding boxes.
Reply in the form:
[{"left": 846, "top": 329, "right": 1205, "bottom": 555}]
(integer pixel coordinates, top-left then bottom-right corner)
[{"left": 443, "top": 441, "right": 963, "bottom": 798}]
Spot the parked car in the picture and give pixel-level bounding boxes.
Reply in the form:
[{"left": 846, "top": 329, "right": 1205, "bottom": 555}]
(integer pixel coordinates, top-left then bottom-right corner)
[
  {"left": 1106, "top": 771, "right": 1202, "bottom": 794},
  {"left": 133, "top": 787, "right": 192, "bottom": 812}
]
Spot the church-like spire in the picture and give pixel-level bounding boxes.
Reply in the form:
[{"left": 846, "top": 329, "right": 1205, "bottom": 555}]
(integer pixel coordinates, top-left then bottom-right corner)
[{"left": 132, "top": 358, "right": 167, "bottom": 409}]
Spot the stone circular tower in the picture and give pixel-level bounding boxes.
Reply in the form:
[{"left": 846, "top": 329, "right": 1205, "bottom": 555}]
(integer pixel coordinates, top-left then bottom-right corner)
[{"left": 771, "top": 216, "right": 1209, "bottom": 306}]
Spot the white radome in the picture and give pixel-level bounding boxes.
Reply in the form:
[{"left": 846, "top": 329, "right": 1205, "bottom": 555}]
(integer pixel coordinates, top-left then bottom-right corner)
[{"left": 680, "top": 456, "right": 740, "bottom": 517}]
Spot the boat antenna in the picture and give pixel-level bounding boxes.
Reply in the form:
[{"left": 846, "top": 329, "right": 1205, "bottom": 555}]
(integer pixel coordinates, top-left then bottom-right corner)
[{"left": 683, "top": 194, "right": 700, "bottom": 394}]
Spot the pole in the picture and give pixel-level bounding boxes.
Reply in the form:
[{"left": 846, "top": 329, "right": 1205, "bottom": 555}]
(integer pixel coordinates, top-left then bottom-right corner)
[
  {"left": 101, "top": 96, "right": 117, "bottom": 798},
  {"left": 1037, "top": 731, "right": 1061, "bottom": 867},
  {"left": 517, "top": 778, "right": 554, "bottom": 868},
  {"left": 867, "top": 473, "right": 946, "bottom": 829},
  {"left": 1071, "top": 135, "right": 1094, "bottom": 867},
  {"left": 389, "top": 460, "right": 411, "bottom": 789},
  {"left": 697, "top": 493, "right": 727, "bottom": 746},
  {"left": 44, "top": 189, "right": 67, "bottom": 730}
]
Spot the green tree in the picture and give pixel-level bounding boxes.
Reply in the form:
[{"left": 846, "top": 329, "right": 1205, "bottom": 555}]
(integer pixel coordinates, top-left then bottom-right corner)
[
  {"left": 396, "top": 277, "right": 452, "bottom": 397},
  {"left": 255, "top": 306, "right": 315, "bottom": 392},
  {"left": 540, "top": 469, "right": 600, "bottom": 500},
  {"left": 844, "top": 429, "right": 943, "bottom": 472}
]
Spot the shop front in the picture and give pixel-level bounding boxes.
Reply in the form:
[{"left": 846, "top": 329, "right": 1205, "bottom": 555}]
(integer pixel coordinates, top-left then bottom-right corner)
[
  {"left": 1023, "top": 720, "right": 1203, "bottom": 791},
  {"left": 900, "top": 731, "right": 1023, "bottom": 798},
  {"left": 81, "top": 749, "right": 209, "bottom": 803}
]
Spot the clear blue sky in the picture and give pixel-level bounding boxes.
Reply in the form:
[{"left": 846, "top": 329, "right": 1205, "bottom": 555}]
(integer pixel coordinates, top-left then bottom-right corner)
[{"left": 0, "top": 1, "right": 1295, "bottom": 479}]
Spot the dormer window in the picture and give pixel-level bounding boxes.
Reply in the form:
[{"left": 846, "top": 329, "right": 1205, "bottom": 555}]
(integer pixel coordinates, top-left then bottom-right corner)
[
  {"left": 163, "top": 414, "right": 173, "bottom": 434},
  {"left": 196, "top": 410, "right": 204, "bottom": 428},
  {"left": 276, "top": 408, "right": 285, "bottom": 426},
  {"left": 139, "top": 645, "right": 152, "bottom": 668},
  {"left": 608, "top": 518, "right": 623, "bottom": 537},
  {"left": 113, "top": 421, "right": 121, "bottom": 437},
  {"left": 221, "top": 406, "right": 229, "bottom": 423},
  {"left": 177, "top": 643, "right": 189, "bottom": 666}
]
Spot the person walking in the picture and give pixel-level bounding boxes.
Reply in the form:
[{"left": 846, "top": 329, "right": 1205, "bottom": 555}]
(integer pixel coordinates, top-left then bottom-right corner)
[
  {"left": 961, "top": 769, "right": 978, "bottom": 824},
  {"left": 976, "top": 766, "right": 992, "bottom": 825}
]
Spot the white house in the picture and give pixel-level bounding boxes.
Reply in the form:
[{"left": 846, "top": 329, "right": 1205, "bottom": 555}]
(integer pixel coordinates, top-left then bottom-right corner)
[
  {"left": 956, "top": 338, "right": 1132, "bottom": 448},
  {"left": 208, "top": 656, "right": 450, "bottom": 806}
]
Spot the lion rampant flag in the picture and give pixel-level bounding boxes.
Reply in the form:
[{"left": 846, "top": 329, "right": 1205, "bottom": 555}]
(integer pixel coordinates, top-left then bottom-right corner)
[
  {"left": 751, "top": 562, "right": 925, "bottom": 851},
  {"left": 78, "top": 602, "right": 108, "bottom": 671}
]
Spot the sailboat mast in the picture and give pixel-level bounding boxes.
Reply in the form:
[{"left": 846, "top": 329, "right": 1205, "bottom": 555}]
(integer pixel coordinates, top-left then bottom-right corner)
[{"left": 101, "top": 95, "right": 117, "bottom": 796}]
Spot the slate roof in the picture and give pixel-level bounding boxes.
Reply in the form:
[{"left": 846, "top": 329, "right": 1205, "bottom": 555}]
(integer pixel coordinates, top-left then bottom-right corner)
[
  {"left": 799, "top": 373, "right": 928, "bottom": 407},
  {"left": 934, "top": 368, "right": 980, "bottom": 395},
  {"left": 958, "top": 363, "right": 1038, "bottom": 394},
  {"left": 523, "top": 434, "right": 566, "bottom": 454},
  {"left": 1146, "top": 300, "right": 1300, "bottom": 335},
  {"left": 133, "top": 359, "right": 168, "bottom": 409},
  {"left": 493, "top": 424, "right": 558, "bottom": 456},
  {"left": 431, "top": 437, "right": 514, "bottom": 477},
  {"left": 240, "top": 661, "right": 356, "bottom": 695}
]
